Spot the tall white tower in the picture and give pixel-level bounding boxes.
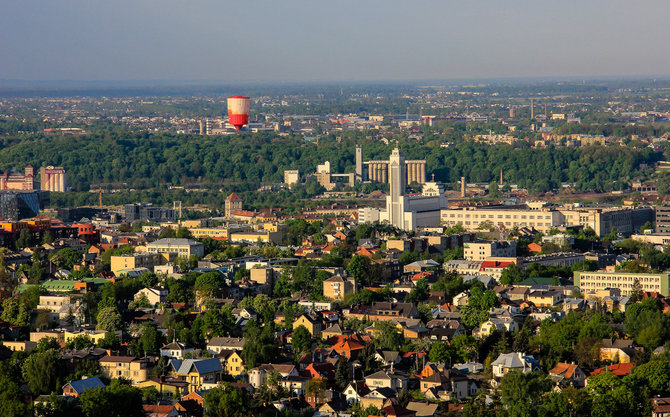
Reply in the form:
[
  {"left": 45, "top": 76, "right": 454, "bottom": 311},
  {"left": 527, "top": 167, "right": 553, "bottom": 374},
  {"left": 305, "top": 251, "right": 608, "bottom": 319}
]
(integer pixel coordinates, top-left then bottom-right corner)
[
  {"left": 387, "top": 148, "right": 406, "bottom": 229},
  {"left": 355, "top": 145, "right": 363, "bottom": 181}
]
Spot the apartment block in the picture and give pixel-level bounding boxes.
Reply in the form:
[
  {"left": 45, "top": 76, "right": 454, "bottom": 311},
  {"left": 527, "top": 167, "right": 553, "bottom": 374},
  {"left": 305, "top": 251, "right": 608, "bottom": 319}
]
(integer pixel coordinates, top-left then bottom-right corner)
[
  {"left": 655, "top": 206, "right": 670, "bottom": 233},
  {"left": 110, "top": 253, "right": 163, "bottom": 275},
  {"left": 441, "top": 207, "right": 562, "bottom": 233},
  {"left": 323, "top": 275, "right": 356, "bottom": 301},
  {"left": 464, "top": 240, "right": 516, "bottom": 261},
  {"left": 574, "top": 271, "right": 670, "bottom": 296},
  {"left": 146, "top": 238, "right": 204, "bottom": 258}
]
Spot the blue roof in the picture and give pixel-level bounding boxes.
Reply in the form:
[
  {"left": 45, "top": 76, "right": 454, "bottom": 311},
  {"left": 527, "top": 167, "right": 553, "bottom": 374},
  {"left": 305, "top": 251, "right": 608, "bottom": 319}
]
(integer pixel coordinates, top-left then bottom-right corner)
[
  {"left": 169, "top": 359, "right": 183, "bottom": 372},
  {"left": 68, "top": 376, "right": 105, "bottom": 394},
  {"left": 177, "top": 358, "right": 222, "bottom": 375}
]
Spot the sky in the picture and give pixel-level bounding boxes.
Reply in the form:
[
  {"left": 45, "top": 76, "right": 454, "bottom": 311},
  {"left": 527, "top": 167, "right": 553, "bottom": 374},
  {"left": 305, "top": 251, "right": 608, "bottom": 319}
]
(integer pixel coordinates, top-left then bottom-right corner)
[{"left": 2, "top": 0, "right": 670, "bottom": 83}]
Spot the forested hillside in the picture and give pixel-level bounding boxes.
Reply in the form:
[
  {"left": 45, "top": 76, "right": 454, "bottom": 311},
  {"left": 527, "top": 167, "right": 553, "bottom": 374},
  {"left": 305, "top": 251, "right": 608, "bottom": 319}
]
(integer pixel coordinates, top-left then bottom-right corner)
[{"left": 0, "top": 129, "right": 660, "bottom": 194}]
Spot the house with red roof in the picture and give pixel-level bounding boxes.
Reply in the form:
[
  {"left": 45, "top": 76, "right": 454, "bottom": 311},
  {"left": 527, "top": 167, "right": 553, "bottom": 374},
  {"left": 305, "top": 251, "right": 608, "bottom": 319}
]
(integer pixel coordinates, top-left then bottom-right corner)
[
  {"left": 300, "top": 362, "right": 336, "bottom": 381},
  {"left": 331, "top": 335, "right": 366, "bottom": 359},
  {"left": 549, "top": 362, "right": 586, "bottom": 388}
]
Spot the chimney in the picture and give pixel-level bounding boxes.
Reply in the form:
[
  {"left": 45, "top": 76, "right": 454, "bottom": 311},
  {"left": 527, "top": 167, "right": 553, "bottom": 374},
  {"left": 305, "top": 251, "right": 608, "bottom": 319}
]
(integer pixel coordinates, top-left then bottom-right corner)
[{"left": 460, "top": 177, "right": 466, "bottom": 198}]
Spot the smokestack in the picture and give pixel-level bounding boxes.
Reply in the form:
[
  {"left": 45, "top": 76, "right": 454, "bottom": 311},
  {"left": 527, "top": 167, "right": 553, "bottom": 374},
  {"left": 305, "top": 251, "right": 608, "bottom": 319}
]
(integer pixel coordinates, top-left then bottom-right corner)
[
  {"left": 461, "top": 176, "right": 466, "bottom": 198},
  {"left": 500, "top": 169, "right": 503, "bottom": 186},
  {"left": 545, "top": 103, "right": 548, "bottom": 120},
  {"left": 530, "top": 99, "right": 534, "bottom": 120}
]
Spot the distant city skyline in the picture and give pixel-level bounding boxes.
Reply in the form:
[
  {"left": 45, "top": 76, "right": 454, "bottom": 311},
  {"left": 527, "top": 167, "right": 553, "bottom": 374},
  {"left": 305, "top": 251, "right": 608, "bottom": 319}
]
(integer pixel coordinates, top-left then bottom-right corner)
[{"left": 2, "top": 0, "right": 670, "bottom": 82}]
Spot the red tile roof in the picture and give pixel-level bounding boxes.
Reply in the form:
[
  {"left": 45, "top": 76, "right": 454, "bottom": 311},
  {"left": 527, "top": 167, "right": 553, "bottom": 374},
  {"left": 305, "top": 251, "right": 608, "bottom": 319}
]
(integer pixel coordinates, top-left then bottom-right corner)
[{"left": 590, "top": 362, "right": 634, "bottom": 377}]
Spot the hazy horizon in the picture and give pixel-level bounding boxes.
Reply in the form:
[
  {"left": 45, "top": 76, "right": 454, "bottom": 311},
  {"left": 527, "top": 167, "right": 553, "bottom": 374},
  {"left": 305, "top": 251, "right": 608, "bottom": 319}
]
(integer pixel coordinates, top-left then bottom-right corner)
[{"left": 3, "top": 0, "right": 670, "bottom": 83}]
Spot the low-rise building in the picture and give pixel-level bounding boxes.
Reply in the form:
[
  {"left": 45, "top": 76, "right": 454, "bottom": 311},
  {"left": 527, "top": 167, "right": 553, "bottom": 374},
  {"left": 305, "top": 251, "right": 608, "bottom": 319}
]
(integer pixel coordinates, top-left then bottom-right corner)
[
  {"left": 169, "top": 358, "right": 223, "bottom": 393},
  {"left": 63, "top": 376, "right": 105, "bottom": 397},
  {"left": 146, "top": 238, "right": 204, "bottom": 258},
  {"left": 548, "top": 362, "right": 586, "bottom": 388},
  {"left": 99, "top": 356, "right": 150, "bottom": 384},
  {"left": 110, "top": 253, "right": 163, "bottom": 275},
  {"left": 491, "top": 352, "right": 540, "bottom": 378},
  {"left": 207, "top": 337, "right": 245, "bottom": 354},
  {"left": 160, "top": 341, "right": 194, "bottom": 359},
  {"left": 294, "top": 314, "right": 322, "bottom": 337}
]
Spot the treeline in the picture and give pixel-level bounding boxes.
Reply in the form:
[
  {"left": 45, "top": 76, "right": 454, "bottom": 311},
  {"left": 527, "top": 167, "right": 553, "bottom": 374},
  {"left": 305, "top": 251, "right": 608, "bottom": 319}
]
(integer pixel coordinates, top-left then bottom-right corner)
[{"left": 0, "top": 128, "right": 660, "bottom": 197}]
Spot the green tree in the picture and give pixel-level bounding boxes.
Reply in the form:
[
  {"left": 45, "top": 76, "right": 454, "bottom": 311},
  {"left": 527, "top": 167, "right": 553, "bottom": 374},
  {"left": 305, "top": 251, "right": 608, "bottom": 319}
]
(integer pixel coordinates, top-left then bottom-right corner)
[
  {"left": 67, "top": 335, "right": 95, "bottom": 350},
  {"left": 176, "top": 226, "right": 194, "bottom": 239},
  {"left": 16, "top": 229, "right": 34, "bottom": 249},
  {"left": 405, "top": 278, "right": 429, "bottom": 304},
  {"left": 79, "top": 380, "right": 144, "bottom": 417},
  {"left": 137, "top": 323, "right": 162, "bottom": 356},
  {"left": 33, "top": 392, "right": 84, "bottom": 417},
  {"left": 97, "top": 331, "right": 121, "bottom": 350},
  {"left": 429, "top": 341, "right": 452, "bottom": 364},
  {"left": 22, "top": 348, "right": 63, "bottom": 395},
  {"left": 346, "top": 255, "right": 372, "bottom": 285},
  {"left": 335, "top": 357, "right": 350, "bottom": 389},
  {"left": 96, "top": 307, "right": 122, "bottom": 332},
  {"left": 241, "top": 320, "right": 279, "bottom": 369},
  {"left": 50, "top": 247, "right": 82, "bottom": 270},
  {"left": 292, "top": 325, "right": 312, "bottom": 354},
  {"left": 41, "top": 230, "right": 54, "bottom": 245},
  {"left": 498, "top": 371, "right": 552, "bottom": 417},
  {"left": 500, "top": 264, "right": 523, "bottom": 285},
  {"left": 29, "top": 258, "right": 45, "bottom": 283},
  {"left": 158, "top": 227, "right": 176, "bottom": 239},
  {"left": 374, "top": 321, "right": 404, "bottom": 351},
  {"left": 204, "top": 383, "right": 251, "bottom": 417},
  {"left": 630, "top": 278, "right": 644, "bottom": 303}
]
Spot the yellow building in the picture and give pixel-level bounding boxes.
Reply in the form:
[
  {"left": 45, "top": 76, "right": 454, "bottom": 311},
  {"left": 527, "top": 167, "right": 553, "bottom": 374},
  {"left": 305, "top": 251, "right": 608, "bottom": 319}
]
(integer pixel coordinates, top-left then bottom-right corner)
[
  {"left": 110, "top": 253, "right": 163, "bottom": 275},
  {"left": 170, "top": 358, "right": 223, "bottom": 393},
  {"left": 293, "top": 314, "right": 322, "bottom": 337},
  {"left": 323, "top": 275, "right": 356, "bottom": 301},
  {"left": 229, "top": 230, "right": 282, "bottom": 244},
  {"left": 64, "top": 330, "right": 118, "bottom": 345},
  {"left": 100, "top": 356, "right": 150, "bottom": 384},
  {"left": 574, "top": 271, "right": 670, "bottom": 296},
  {"left": 3, "top": 341, "right": 37, "bottom": 352},
  {"left": 136, "top": 378, "right": 189, "bottom": 397},
  {"left": 217, "top": 350, "right": 245, "bottom": 376},
  {"left": 188, "top": 227, "right": 229, "bottom": 239}
]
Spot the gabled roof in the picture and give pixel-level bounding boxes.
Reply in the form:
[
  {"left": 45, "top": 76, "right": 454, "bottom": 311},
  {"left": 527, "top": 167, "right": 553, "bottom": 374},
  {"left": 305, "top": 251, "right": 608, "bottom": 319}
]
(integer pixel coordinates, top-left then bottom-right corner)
[
  {"left": 66, "top": 376, "right": 105, "bottom": 394},
  {"left": 365, "top": 370, "right": 392, "bottom": 380},
  {"left": 162, "top": 341, "right": 191, "bottom": 351},
  {"left": 207, "top": 336, "right": 245, "bottom": 348},
  {"left": 406, "top": 401, "right": 439, "bottom": 417},
  {"left": 176, "top": 358, "right": 222, "bottom": 376},
  {"left": 364, "top": 387, "right": 396, "bottom": 399},
  {"left": 331, "top": 336, "right": 365, "bottom": 352},
  {"left": 549, "top": 363, "right": 580, "bottom": 379},
  {"left": 381, "top": 403, "right": 416, "bottom": 417},
  {"left": 492, "top": 352, "right": 539, "bottom": 370},
  {"left": 601, "top": 338, "right": 634, "bottom": 349}
]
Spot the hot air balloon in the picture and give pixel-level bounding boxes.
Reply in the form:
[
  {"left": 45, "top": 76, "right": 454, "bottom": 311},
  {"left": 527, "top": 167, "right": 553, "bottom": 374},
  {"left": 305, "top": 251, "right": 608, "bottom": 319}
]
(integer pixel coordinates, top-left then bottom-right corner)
[{"left": 227, "top": 96, "right": 250, "bottom": 131}]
